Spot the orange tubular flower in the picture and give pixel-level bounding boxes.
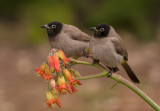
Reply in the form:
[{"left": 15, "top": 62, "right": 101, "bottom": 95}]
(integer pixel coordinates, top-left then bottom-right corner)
[
  {"left": 35, "top": 62, "right": 47, "bottom": 75},
  {"left": 57, "top": 50, "right": 70, "bottom": 66},
  {"left": 66, "top": 81, "right": 73, "bottom": 94},
  {"left": 71, "top": 84, "right": 78, "bottom": 93},
  {"left": 63, "top": 69, "right": 74, "bottom": 83},
  {"left": 57, "top": 75, "right": 67, "bottom": 94},
  {"left": 46, "top": 91, "right": 56, "bottom": 109},
  {"left": 52, "top": 53, "right": 60, "bottom": 73},
  {"left": 55, "top": 96, "right": 62, "bottom": 107},
  {"left": 46, "top": 89, "right": 61, "bottom": 108},
  {"left": 44, "top": 65, "right": 53, "bottom": 80},
  {"left": 48, "top": 56, "right": 54, "bottom": 68}
]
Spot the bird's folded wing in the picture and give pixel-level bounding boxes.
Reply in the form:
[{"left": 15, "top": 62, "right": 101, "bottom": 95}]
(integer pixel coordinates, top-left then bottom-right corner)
[
  {"left": 111, "top": 38, "right": 128, "bottom": 61},
  {"left": 71, "top": 34, "right": 91, "bottom": 42}
]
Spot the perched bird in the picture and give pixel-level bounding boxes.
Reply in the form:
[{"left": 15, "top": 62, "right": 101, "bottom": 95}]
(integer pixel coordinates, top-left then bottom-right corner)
[
  {"left": 41, "top": 21, "right": 91, "bottom": 57},
  {"left": 89, "top": 23, "right": 140, "bottom": 83}
]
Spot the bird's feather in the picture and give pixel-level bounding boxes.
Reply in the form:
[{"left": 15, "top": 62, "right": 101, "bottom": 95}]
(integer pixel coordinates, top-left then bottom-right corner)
[
  {"left": 111, "top": 38, "right": 128, "bottom": 61},
  {"left": 63, "top": 24, "right": 91, "bottom": 42}
]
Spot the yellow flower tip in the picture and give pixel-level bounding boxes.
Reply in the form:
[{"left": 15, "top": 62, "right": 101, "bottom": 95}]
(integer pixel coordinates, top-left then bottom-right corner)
[
  {"left": 57, "top": 75, "right": 67, "bottom": 94},
  {"left": 63, "top": 69, "right": 74, "bottom": 82}
]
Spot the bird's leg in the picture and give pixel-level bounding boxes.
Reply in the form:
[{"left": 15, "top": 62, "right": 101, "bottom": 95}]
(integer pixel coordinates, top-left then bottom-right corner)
[
  {"left": 83, "top": 50, "right": 89, "bottom": 58},
  {"left": 92, "top": 59, "right": 100, "bottom": 65},
  {"left": 107, "top": 67, "right": 119, "bottom": 77},
  {"left": 113, "top": 67, "right": 119, "bottom": 72},
  {"left": 108, "top": 68, "right": 113, "bottom": 77}
]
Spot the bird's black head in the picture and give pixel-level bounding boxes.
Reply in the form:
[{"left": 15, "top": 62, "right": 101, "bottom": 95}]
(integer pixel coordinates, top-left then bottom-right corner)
[
  {"left": 41, "top": 21, "right": 63, "bottom": 37},
  {"left": 90, "top": 23, "right": 110, "bottom": 38}
]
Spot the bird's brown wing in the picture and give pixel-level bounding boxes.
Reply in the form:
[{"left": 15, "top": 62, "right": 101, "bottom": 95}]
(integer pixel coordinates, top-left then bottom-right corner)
[
  {"left": 64, "top": 24, "right": 91, "bottom": 42},
  {"left": 71, "top": 32, "right": 91, "bottom": 42},
  {"left": 111, "top": 38, "right": 128, "bottom": 61},
  {"left": 68, "top": 28, "right": 91, "bottom": 42}
]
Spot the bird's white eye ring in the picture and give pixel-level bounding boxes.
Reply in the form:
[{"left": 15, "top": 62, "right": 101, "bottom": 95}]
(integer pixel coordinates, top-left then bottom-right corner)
[
  {"left": 51, "top": 25, "right": 56, "bottom": 28},
  {"left": 100, "top": 28, "right": 105, "bottom": 32}
]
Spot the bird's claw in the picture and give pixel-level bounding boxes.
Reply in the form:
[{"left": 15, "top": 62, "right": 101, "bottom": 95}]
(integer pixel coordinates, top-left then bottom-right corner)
[
  {"left": 107, "top": 67, "right": 119, "bottom": 77},
  {"left": 107, "top": 71, "right": 112, "bottom": 77},
  {"left": 92, "top": 59, "right": 100, "bottom": 65}
]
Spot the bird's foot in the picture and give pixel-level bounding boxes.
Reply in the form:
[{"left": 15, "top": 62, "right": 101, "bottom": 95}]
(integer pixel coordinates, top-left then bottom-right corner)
[
  {"left": 113, "top": 67, "right": 119, "bottom": 72},
  {"left": 92, "top": 59, "right": 100, "bottom": 65},
  {"left": 107, "top": 67, "right": 119, "bottom": 77},
  {"left": 108, "top": 70, "right": 113, "bottom": 77}
]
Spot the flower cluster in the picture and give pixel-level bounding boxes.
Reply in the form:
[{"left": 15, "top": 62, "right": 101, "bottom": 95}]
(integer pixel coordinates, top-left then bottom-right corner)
[{"left": 36, "top": 49, "right": 82, "bottom": 109}]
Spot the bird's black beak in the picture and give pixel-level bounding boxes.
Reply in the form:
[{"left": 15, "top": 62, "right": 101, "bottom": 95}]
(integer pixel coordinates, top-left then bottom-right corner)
[
  {"left": 89, "top": 27, "right": 98, "bottom": 31},
  {"left": 41, "top": 24, "right": 50, "bottom": 29}
]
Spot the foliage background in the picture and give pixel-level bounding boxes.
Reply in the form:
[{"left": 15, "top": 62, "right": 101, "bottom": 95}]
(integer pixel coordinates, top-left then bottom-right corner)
[{"left": 0, "top": 0, "right": 160, "bottom": 111}]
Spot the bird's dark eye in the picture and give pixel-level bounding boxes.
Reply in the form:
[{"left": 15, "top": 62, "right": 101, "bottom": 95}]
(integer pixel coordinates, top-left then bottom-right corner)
[
  {"left": 100, "top": 28, "right": 105, "bottom": 32},
  {"left": 51, "top": 25, "right": 56, "bottom": 28}
]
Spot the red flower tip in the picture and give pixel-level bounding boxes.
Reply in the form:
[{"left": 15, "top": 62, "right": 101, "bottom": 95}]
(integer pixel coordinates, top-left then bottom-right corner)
[
  {"left": 35, "top": 63, "right": 47, "bottom": 75},
  {"left": 48, "top": 56, "right": 54, "bottom": 68},
  {"left": 55, "top": 96, "right": 62, "bottom": 107},
  {"left": 52, "top": 53, "right": 60, "bottom": 73},
  {"left": 66, "top": 82, "right": 73, "bottom": 94},
  {"left": 75, "top": 80, "right": 82, "bottom": 85},
  {"left": 44, "top": 65, "right": 53, "bottom": 80},
  {"left": 71, "top": 84, "right": 78, "bottom": 93}
]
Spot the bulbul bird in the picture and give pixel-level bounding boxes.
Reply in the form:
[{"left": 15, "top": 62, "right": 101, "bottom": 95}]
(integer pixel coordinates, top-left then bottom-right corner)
[
  {"left": 41, "top": 21, "right": 91, "bottom": 57},
  {"left": 89, "top": 23, "right": 140, "bottom": 83}
]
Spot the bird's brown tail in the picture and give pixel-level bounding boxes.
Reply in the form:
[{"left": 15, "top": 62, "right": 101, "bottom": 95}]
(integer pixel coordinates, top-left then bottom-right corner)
[{"left": 121, "top": 61, "right": 140, "bottom": 83}]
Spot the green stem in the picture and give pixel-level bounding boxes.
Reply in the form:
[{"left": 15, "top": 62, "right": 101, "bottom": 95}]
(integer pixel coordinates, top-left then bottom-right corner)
[
  {"left": 110, "top": 74, "right": 160, "bottom": 111},
  {"left": 70, "top": 59, "right": 105, "bottom": 71},
  {"left": 76, "top": 72, "right": 107, "bottom": 80},
  {"left": 71, "top": 59, "right": 160, "bottom": 111}
]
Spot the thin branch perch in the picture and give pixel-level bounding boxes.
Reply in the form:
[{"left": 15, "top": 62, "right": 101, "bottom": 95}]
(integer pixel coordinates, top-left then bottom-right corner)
[{"left": 70, "top": 59, "right": 160, "bottom": 111}]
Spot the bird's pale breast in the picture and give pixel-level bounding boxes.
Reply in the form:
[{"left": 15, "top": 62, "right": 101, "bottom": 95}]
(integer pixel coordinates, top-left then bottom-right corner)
[{"left": 90, "top": 37, "right": 123, "bottom": 67}]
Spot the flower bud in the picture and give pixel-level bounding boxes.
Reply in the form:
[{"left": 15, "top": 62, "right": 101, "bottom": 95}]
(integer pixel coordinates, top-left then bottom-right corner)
[
  {"left": 52, "top": 53, "right": 60, "bottom": 72},
  {"left": 70, "top": 69, "right": 81, "bottom": 77},
  {"left": 35, "top": 62, "right": 47, "bottom": 75},
  {"left": 46, "top": 91, "right": 56, "bottom": 109},
  {"left": 44, "top": 65, "right": 53, "bottom": 80},
  {"left": 48, "top": 56, "right": 54, "bottom": 68},
  {"left": 63, "top": 69, "right": 74, "bottom": 83},
  {"left": 50, "top": 79, "right": 56, "bottom": 88},
  {"left": 57, "top": 75, "right": 67, "bottom": 94},
  {"left": 57, "top": 50, "right": 70, "bottom": 66}
]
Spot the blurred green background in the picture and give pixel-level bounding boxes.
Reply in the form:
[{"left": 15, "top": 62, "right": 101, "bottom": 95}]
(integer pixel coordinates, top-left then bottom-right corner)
[{"left": 0, "top": 0, "right": 160, "bottom": 111}]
